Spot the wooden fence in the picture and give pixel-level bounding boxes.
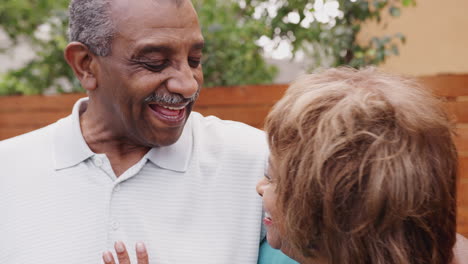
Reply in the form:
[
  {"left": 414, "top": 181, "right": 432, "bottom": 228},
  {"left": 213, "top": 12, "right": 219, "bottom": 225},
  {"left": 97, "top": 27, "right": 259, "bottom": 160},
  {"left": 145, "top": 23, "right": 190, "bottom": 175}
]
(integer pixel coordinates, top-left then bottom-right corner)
[{"left": 1, "top": 74, "right": 467, "bottom": 236}]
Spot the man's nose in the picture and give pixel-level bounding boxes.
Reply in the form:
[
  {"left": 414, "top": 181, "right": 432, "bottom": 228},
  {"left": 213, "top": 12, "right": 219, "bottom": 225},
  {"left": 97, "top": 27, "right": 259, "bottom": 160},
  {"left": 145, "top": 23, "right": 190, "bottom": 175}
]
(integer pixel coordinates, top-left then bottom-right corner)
[
  {"left": 256, "top": 177, "right": 267, "bottom": 197},
  {"left": 166, "top": 63, "right": 199, "bottom": 99}
]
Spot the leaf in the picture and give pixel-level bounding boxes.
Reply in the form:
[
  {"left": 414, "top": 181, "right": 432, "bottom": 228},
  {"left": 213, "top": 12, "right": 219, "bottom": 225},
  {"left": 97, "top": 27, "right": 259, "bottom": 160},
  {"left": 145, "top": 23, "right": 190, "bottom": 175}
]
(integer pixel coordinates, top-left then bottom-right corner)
[
  {"left": 355, "top": 51, "right": 364, "bottom": 59},
  {"left": 373, "top": 0, "right": 387, "bottom": 10},
  {"left": 389, "top": 6, "right": 401, "bottom": 17},
  {"left": 402, "top": 0, "right": 416, "bottom": 7},
  {"left": 382, "top": 35, "right": 391, "bottom": 44},
  {"left": 391, "top": 44, "right": 399, "bottom": 56},
  {"left": 395, "top": 32, "right": 406, "bottom": 44}
]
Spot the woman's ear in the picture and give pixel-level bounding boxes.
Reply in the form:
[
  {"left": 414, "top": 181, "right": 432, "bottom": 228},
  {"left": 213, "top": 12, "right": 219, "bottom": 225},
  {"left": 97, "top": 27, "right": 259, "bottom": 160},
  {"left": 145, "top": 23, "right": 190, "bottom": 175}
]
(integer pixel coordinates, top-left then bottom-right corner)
[{"left": 64, "top": 42, "right": 98, "bottom": 91}]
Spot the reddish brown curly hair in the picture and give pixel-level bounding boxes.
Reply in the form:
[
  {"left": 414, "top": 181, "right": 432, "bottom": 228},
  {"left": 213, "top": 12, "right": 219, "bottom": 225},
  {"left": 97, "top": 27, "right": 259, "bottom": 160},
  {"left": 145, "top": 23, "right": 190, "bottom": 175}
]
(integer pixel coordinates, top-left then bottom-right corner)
[{"left": 265, "top": 67, "right": 458, "bottom": 264}]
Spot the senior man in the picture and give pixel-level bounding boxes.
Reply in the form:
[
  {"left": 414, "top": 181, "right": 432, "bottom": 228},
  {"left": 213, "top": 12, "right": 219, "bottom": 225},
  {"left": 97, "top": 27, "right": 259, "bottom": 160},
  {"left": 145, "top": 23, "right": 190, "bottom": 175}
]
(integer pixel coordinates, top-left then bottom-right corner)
[{"left": 0, "top": 0, "right": 297, "bottom": 263}]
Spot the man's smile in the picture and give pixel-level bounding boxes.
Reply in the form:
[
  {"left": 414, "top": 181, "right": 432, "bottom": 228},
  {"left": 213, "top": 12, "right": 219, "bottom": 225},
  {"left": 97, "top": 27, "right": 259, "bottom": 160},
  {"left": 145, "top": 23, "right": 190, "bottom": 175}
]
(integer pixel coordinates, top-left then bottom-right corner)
[{"left": 147, "top": 102, "right": 188, "bottom": 125}]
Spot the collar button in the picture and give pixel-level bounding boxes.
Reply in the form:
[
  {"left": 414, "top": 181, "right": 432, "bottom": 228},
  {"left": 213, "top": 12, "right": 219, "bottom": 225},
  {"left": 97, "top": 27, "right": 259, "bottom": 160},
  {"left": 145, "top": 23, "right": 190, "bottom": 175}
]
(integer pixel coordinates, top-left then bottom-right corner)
[{"left": 93, "top": 156, "right": 103, "bottom": 167}]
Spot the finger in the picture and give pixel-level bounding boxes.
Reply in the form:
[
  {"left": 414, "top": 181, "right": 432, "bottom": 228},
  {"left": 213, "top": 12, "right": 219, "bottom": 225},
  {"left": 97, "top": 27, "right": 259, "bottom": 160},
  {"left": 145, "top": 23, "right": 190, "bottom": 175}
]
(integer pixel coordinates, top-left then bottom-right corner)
[
  {"left": 135, "top": 242, "right": 149, "bottom": 264},
  {"left": 102, "top": 251, "right": 116, "bottom": 264},
  {"left": 115, "top": 241, "right": 131, "bottom": 264}
]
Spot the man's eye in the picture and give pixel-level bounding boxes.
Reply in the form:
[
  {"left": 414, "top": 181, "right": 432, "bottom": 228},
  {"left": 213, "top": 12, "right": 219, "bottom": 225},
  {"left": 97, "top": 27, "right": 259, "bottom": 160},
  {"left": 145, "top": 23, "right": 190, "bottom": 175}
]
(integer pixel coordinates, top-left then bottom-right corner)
[
  {"left": 142, "top": 62, "right": 168, "bottom": 72},
  {"left": 188, "top": 58, "right": 201, "bottom": 68}
]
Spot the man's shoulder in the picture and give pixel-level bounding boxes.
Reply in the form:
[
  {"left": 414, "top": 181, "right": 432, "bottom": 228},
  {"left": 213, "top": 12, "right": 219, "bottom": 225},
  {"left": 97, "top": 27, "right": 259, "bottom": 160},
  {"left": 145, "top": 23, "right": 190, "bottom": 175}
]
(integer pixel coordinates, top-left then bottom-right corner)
[
  {"left": 189, "top": 112, "right": 268, "bottom": 159},
  {"left": 190, "top": 112, "right": 266, "bottom": 141},
  {"left": 0, "top": 122, "right": 58, "bottom": 176},
  {"left": 0, "top": 122, "right": 57, "bottom": 156}
]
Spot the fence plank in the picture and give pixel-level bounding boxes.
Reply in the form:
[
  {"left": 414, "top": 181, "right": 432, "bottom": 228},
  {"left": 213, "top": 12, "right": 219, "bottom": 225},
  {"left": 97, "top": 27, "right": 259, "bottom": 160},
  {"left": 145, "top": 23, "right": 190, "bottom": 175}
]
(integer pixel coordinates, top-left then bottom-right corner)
[
  {"left": 419, "top": 75, "right": 468, "bottom": 97},
  {"left": 0, "top": 94, "right": 83, "bottom": 113},
  {"left": 459, "top": 177, "right": 468, "bottom": 206},
  {"left": 444, "top": 101, "right": 468, "bottom": 123},
  {"left": 460, "top": 156, "right": 468, "bottom": 174},
  {"left": 197, "top": 84, "right": 287, "bottom": 106},
  {"left": 459, "top": 207, "right": 468, "bottom": 236},
  {"left": 0, "top": 112, "right": 68, "bottom": 127},
  {"left": 455, "top": 126, "right": 468, "bottom": 153}
]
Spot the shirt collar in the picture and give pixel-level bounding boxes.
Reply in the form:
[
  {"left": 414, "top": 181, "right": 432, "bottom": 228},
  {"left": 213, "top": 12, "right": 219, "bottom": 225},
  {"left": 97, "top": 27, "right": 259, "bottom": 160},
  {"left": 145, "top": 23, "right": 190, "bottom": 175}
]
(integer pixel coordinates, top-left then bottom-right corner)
[
  {"left": 146, "top": 114, "right": 193, "bottom": 173},
  {"left": 53, "top": 97, "right": 194, "bottom": 172},
  {"left": 53, "top": 97, "right": 94, "bottom": 170}
]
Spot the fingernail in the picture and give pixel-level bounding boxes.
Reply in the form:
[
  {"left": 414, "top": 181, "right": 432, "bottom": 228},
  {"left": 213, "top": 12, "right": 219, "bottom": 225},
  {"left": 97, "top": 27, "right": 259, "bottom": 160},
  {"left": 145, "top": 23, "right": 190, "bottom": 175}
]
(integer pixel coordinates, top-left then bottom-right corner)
[
  {"left": 115, "top": 241, "right": 125, "bottom": 253},
  {"left": 103, "top": 251, "right": 113, "bottom": 263},
  {"left": 136, "top": 242, "right": 146, "bottom": 253}
]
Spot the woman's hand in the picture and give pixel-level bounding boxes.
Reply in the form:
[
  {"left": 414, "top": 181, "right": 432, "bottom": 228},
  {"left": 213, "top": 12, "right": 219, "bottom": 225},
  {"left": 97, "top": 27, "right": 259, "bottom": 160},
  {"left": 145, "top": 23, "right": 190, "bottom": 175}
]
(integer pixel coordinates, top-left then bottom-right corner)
[{"left": 102, "top": 241, "right": 149, "bottom": 264}]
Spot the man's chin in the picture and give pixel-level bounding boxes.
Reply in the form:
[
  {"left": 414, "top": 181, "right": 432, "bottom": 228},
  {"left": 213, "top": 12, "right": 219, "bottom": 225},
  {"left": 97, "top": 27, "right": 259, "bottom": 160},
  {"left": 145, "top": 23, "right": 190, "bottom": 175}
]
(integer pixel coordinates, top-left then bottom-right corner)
[
  {"left": 145, "top": 126, "right": 186, "bottom": 147},
  {"left": 141, "top": 108, "right": 191, "bottom": 147}
]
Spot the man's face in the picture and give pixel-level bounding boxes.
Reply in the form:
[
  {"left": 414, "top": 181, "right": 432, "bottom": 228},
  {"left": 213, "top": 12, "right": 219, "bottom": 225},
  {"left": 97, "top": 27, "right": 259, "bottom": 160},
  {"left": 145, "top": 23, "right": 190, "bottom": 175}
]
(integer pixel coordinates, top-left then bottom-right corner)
[{"left": 93, "top": 0, "right": 204, "bottom": 147}]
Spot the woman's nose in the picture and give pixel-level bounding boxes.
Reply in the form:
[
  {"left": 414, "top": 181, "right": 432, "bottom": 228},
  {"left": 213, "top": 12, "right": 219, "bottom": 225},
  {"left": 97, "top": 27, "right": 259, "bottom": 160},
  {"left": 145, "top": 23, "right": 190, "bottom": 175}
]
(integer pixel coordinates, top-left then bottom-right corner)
[{"left": 256, "top": 177, "right": 267, "bottom": 197}]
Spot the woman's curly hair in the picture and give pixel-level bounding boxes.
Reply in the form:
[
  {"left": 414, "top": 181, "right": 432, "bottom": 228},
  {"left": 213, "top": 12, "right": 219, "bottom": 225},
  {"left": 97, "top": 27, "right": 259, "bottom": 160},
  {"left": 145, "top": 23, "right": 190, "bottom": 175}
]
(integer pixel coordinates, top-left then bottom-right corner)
[{"left": 265, "top": 67, "right": 458, "bottom": 264}]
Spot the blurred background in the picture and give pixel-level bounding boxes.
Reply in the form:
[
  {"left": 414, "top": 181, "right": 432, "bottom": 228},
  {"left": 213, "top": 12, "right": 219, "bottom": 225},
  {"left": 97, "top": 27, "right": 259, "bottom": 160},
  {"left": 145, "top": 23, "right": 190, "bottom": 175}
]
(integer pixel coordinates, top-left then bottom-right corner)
[{"left": 0, "top": 0, "right": 467, "bottom": 235}]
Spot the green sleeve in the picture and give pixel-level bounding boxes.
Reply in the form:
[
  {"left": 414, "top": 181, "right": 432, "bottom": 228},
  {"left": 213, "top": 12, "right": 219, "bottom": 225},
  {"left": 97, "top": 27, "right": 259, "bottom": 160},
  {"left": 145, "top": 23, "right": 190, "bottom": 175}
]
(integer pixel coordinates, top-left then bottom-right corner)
[{"left": 257, "top": 239, "right": 299, "bottom": 264}]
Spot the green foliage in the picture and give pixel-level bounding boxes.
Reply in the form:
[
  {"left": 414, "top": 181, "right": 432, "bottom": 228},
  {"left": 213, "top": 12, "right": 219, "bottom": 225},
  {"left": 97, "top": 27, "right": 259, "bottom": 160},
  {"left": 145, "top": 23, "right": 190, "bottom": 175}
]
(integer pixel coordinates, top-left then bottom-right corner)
[
  {"left": 0, "top": 0, "right": 414, "bottom": 95},
  {"left": 0, "top": 0, "right": 78, "bottom": 95},
  {"left": 245, "top": 0, "right": 416, "bottom": 69},
  {"left": 193, "top": 0, "right": 277, "bottom": 87},
  {"left": 0, "top": 0, "right": 68, "bottom": 39}
]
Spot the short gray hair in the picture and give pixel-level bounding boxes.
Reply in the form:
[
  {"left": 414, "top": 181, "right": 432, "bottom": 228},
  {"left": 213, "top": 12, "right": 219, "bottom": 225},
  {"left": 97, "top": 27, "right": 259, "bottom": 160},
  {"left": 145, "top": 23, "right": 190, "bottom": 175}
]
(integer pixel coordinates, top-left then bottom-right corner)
[{"left": 68, "top": 0, "right": 114, "bottom": 56}]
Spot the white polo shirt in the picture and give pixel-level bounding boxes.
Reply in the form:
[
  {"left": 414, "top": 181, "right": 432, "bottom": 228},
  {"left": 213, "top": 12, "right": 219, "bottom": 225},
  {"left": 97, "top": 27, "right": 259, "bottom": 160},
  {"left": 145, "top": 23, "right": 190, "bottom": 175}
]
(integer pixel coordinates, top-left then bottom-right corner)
[{"left": 0, "top": 98, "right": 268, "bottom": 264}]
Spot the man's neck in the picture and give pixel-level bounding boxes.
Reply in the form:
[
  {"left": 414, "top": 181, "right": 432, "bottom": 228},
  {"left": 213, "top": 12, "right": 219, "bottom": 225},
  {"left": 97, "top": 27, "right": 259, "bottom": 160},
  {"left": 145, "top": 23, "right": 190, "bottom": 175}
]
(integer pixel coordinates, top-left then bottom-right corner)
[{"left": 80, "top": 106, "right": 150, "bottom": 177}]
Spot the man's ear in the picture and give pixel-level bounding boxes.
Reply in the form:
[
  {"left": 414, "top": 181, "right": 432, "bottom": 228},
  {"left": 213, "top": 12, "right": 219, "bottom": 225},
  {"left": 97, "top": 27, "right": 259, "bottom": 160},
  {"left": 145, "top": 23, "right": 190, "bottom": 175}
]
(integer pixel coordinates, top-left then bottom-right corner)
[{"left": 64, "top": 42, "right": 98, "bottom": 91}]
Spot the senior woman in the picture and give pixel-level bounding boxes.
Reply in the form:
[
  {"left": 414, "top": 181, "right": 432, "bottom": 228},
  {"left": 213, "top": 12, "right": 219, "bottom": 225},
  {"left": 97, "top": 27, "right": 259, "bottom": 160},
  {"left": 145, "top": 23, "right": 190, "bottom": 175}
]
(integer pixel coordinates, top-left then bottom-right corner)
[
  {"left": 257, "top": 67, "right": 467, "bottom": 264},
  {"left": 102, "top": 67, "right": 467, "bottom": 263}
]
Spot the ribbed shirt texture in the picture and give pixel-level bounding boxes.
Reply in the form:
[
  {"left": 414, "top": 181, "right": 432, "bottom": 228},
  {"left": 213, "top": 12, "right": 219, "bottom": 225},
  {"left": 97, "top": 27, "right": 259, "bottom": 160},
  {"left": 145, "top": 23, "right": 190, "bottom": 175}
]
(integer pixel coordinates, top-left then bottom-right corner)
[{"left": 0, "top": 98, "right": 268, "bottom": 264}]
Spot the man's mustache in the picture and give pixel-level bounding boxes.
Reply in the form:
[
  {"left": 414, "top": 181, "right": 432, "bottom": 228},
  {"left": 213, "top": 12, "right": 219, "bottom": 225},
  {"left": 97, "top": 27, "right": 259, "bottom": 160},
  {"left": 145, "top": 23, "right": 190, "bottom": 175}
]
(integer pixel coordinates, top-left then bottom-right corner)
[{"left": 144, "top": 89, "right": 200, "bottom": 105}]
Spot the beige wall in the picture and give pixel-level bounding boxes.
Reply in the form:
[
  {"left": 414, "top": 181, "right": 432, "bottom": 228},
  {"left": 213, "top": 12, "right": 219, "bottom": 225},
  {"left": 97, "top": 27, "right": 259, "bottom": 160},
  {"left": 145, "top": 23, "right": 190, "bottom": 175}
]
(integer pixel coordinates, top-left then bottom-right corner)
[{"left": 359, "top": 0, "right": 468, "bottom": 76}]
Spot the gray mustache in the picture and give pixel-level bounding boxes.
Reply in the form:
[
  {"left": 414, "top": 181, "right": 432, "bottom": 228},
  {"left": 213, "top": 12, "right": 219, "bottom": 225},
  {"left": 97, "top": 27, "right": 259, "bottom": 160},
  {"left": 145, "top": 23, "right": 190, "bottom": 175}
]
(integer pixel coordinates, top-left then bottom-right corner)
[{"left": 144, "top": 90, "right": 200, "bottom": 105}]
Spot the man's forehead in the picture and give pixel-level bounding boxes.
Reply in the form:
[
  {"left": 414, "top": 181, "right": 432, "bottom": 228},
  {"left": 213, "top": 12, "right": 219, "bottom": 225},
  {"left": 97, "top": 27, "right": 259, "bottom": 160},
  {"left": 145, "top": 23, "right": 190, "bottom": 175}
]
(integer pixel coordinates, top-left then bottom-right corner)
[
  {"left": 112, "top": 0, "right": 184, "bottom": 7},
  {"left": 108, "top": 0, "right": 202, "bottom": 54},
  {"left": 111, "top": 0, "right": 193, "bottom": 21},
  {"left": 150, "top": 0, "right": 184, "bottom": 6}
]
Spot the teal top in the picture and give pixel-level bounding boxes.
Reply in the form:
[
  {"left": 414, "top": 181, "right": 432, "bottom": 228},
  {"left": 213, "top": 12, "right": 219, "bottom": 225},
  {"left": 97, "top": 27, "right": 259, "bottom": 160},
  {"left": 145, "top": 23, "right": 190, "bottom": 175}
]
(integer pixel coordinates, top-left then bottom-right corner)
[{"left": 257, "top": 239, "right": 299, "bottom": 264}]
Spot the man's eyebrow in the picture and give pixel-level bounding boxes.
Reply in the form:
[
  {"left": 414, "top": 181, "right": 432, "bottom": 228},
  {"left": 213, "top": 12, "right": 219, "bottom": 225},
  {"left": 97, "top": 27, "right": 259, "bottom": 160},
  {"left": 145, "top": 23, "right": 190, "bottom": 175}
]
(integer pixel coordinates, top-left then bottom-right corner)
[
  {"left": 133, "top": 45, "right": 172, "bottom": 58},
  {"left": 132, "top": 41, "right": 205, "bottom": 58}
]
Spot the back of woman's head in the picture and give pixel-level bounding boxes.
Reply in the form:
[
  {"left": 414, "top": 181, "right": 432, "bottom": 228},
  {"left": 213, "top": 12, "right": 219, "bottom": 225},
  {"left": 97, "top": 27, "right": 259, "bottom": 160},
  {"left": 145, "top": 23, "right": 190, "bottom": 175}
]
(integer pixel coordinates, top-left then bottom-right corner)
[{"left": 265, "top": 67, "right": 458, "bottom": 264}]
